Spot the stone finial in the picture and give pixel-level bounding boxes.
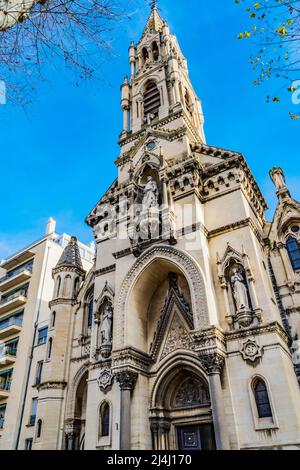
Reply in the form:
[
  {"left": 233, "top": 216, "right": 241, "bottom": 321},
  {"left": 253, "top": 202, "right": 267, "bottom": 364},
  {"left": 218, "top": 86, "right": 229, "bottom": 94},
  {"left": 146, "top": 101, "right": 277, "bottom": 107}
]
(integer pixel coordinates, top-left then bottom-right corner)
[
  {"left": 46, "top": 217, "right": 56, "bottom": 235},
  {"left": 269, "top": 166, "right": 287, "bottom": 192}
]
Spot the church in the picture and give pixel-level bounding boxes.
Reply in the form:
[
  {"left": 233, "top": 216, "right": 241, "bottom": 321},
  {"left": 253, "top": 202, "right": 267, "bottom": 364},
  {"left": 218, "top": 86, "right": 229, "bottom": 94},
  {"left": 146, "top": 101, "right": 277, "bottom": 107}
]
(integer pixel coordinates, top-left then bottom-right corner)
[{"left": 28, "top": 3, "right": 300, "bottom": 450}]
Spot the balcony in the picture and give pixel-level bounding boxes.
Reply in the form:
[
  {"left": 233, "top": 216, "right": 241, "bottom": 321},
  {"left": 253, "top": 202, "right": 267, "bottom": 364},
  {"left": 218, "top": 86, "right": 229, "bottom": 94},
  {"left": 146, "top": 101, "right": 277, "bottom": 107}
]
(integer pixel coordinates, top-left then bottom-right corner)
[
  {"left": 0, "top": 345, "right": 17, "bottom": 365},
  {"left": 0, "top": 317, "right": 23, "bottom": 339},
  {"left": 0, "top": 291, "right": 27, "bottom": 316},
  {"left": 0, "top": 380, "right": 11, "bottom": 399},
  {"left": 0, "top": 266, "right": 32, "bottom": 292}
]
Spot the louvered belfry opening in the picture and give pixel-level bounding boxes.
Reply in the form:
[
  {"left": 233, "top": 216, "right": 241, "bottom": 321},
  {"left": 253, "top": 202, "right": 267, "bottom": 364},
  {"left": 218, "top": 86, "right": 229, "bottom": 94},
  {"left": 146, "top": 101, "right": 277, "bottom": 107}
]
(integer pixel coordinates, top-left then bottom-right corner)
[{"left": 143, "top": 81, "right": 161, "bottom": 119}]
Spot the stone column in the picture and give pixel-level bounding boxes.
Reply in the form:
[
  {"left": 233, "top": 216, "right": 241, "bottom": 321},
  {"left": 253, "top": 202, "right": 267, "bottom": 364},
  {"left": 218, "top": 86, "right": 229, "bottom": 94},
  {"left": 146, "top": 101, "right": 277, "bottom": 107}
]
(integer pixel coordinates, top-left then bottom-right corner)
[
  {"left": 199, "top": 352, "right": 230, "bottom": 450},
  {"left": 116, "top": 370, "right": 138, "bottom": 450}
]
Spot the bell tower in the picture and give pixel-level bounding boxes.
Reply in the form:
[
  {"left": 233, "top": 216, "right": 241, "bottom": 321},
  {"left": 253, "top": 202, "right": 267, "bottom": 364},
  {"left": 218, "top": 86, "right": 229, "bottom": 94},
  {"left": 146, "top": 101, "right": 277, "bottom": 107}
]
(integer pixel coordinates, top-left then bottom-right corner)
[{"left": 119, "top": 1, "right": 205, "bottom": 174}]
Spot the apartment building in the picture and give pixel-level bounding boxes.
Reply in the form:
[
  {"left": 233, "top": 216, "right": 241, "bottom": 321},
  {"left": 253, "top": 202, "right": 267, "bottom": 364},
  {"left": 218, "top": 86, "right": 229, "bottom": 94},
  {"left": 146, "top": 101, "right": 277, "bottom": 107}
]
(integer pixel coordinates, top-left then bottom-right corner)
[{"left": 0, "top": 218, "right": 94, "bottom": 450}]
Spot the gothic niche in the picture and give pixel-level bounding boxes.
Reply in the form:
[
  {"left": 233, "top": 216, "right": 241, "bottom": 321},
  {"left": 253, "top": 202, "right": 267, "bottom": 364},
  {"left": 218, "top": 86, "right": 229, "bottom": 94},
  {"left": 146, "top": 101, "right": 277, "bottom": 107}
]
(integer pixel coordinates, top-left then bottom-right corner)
[
  {"left": 172, "top": 377, "right": 210, "bottom": 409},
  {"left": 128, "top": 166, "right": 162, "bottom": 255},
  {"left": 98, "top": 301, "right": 113, "bottom": 359},
  {"left": 226, "top": 262, "right": 253, "bottom": 328}
]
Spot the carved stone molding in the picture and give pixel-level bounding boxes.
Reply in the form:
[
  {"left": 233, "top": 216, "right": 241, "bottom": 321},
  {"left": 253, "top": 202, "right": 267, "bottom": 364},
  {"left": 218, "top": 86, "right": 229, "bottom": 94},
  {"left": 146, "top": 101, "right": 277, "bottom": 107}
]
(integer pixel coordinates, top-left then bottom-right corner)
[
  {"left": 97, "top": 368, "right": 114, "bottom": 392},
  {"left": 37, "top": 381, "right": 67, "bottom": 391},
  {"left": 240, "top": 339, "right": 263, "bottom": 365},
  {"left": 198, "top": 352, "right": 225, "bottom": 375},
  {"left": 115, "top": 370, "right": 138, "bottom": 391},
  {"left": 161, "top": 313, "right": 195, "bottom": 360},
  {"left": 115, "top": 245, "right": 210, "bottom": 347},
  {"left": 112, "top": 347, "right": 152, "bottom": 373}
]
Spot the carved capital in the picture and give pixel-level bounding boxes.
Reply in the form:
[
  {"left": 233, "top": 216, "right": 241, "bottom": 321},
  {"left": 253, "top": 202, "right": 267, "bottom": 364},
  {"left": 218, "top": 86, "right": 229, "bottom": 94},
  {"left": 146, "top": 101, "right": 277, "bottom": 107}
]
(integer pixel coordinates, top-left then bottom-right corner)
[
  {"left": 115, "top": 370, "right": 138, "bottom": 391},
  {"left": 199, "top": 352, "right": 225, "bottom": 375}
]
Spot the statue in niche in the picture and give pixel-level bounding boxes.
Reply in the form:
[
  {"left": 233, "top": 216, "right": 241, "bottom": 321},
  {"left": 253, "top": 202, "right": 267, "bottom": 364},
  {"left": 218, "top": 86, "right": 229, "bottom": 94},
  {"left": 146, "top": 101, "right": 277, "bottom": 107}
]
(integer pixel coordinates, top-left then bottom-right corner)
[
  {"left": 142, "top": 176, "right": 159, "bottom": 210},
  {"left": 269, "top": 167, "right": 286, "bottom": 191},
  {"left": 230, "top": 268, "right": 250, "bottom": 312},
  {"left": 100, "top": 303, "right": 113, "bottom": 345}
]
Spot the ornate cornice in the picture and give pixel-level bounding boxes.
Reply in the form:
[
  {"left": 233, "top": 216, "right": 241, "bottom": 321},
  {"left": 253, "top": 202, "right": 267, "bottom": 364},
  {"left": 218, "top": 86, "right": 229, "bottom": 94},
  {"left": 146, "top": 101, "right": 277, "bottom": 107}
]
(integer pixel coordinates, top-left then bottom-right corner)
[
  {"left": 49, "top": 298, "right": 78, "bottom": 308},
  {"left": 37, "top": 381, "right": 67, "bottom": 391},
  {"left": 208, "top": 217, "right": 264, "bottom": 244},
  {"left": 52, "top": 265, "right": 85, "bottom": 277},
  {"left": 95, "top": 264, "right": 116, "bottom": 277},
  {"left": 112, "top": 347, "right": 153, "bottom": 373},
  {"left": 225, "top": 321, "right": 289, "bottom": 344}
]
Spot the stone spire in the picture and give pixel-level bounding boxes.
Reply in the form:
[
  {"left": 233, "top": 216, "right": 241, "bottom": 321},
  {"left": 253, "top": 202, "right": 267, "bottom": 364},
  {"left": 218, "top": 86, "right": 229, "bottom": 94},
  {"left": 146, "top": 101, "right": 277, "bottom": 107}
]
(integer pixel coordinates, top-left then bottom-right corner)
[
  {"left": 56, "top": 236, "right": 84, "bottom": 270},
  {"left": 143, "top": 0, "right": 164, "bottom": 34}
]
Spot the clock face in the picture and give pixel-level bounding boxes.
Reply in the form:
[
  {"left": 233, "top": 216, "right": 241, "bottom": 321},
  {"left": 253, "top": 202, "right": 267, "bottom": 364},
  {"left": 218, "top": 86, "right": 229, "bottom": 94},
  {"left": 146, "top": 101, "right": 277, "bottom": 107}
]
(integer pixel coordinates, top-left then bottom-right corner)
[{"left": 146, "top": 141, "right": 156, "bottom": 151}]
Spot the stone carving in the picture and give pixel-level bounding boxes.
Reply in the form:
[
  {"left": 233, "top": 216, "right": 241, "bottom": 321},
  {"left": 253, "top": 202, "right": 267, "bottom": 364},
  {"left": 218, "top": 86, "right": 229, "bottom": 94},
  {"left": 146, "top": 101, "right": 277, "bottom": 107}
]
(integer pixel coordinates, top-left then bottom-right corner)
[
  {"left": 230, "top": 268, "right": 250, "bottom": 311},
  {"left": 100, "top": 304, "right": 113, "bottom": 345},
  {"left": 240, "top": 339, "right": 263, "bottom": 365},
  {"left": 97, "top": 368, "right": 114, "bottom": 392},
  {"left": 270, "top": 167, "right": 286, "bottom": 191},
  {"left": 161, "top": 313, "right": 195, "bottom": 359},
  {"left": 199, "top": 352, "right": 225, "bottom": 375},
  {"left": 173, "top": 378, "right": 210, "bottom": 408},
  {"left": 142, "top": 176, "right": 159, "bottom": 209},
  {"left": 115, "top": 370, "right": 138, "bottom": 391}
]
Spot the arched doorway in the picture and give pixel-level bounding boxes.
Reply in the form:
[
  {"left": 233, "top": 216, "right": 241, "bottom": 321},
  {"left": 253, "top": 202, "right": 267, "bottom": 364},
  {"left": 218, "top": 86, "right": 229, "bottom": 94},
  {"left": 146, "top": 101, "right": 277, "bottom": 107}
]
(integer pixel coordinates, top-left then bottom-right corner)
[
  {"left": 151, "top": 366, "right": 216, "bottom": 450},
  {"left": 73, "top": 371, "right": 88, "bottom": 450}
]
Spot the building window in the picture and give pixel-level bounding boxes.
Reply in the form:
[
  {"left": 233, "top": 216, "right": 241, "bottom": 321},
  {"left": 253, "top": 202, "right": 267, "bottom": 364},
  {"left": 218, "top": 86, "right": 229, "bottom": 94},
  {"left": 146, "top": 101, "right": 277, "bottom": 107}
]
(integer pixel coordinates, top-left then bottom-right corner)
[
  {"left": 37, "top": 327, "right": 48, "bottom": 346},
  {"left": 36, "top": 419, "right": 42, "bottom": 439},
  {"left": 63, "top": 275, "right": 72, "bottom": 298},
  {"left": 142, "top": 47, "right": 149, "bottom": 64},
  {"left": 152, "top": 41, "right": 159, "bottom": 61},
  {"left": 88, "top": 299, "right": 94, "bottom": 330},
  {"left": 100, "top": 402, "right": 110, "bottom": 437},
  {"left": 287, "top": 236, "right": 300, "bottom": 271},
  {"left": 253, "top": 379, "right": 272, "bottom": 419},
  {"left": 74, "top": 277, "right": 80, "bottom": 297},
  {"left": 25, "top": 438, "right": 33, "bottom": 450},
  {"left": 0, "top": 404, "right": 6, "bottom": 429},
  {"left": 143, "top": 81, "right": 161, "bottom": 119},
  {"left": 55, "top": 276, "right": 61, "bottom": 298},
  {"left": 46, "top": 338, "right": 53, "bottom": 360},
  {"left": 0, "top": 338, "right": 18, "bottom": 358},
  {"left": 51, "top": 311, "right": 56, "bottom": 329},
  {"left": 35, "top": 361, "right": 43, "bottom": 386},
  {"left": 0, "top": 369, "right": 13, "bottom": 392},
  {"left": 29, "top": 398, "right": 38, "bottom": 426}
]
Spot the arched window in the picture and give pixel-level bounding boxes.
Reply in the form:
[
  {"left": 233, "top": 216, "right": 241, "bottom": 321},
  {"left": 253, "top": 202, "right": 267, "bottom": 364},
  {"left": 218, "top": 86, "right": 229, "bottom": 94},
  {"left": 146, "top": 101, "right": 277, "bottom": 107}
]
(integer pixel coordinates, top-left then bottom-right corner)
[
  {"left": 287, "top": 236, "right": 300, "bottom": 271},
  {"left": 36, "top": 419, "right": 42, "bottom": 439},
  {"left": 142, "top": 47, "right": 149, "bottom": 64},
  {"left": 100, "top": 402, "right": 110, "bottom": 437},
  {"left": 55, "top": 276, "right": 61, "bottom": 298},
  {"left": 253, "top": 378, "right": 272, "bottom": 418},
  {"left": 143, "top": 81, "right": 161, "bottom": 119},
  {"left": 74, "top": 277, "right": 80, "bottom": 297},
  {"left": 87, "top": 299, "right": 94, "bottom": 330},
  {"left": 152, "top": 41, "right": 159, "bottom": 61},
  {"left": 47, "top": 338, "right": 53, "bottom": 360},
  {"left": 63, "top": 275, "right": 72, "bottom": 298},
  {"left": 51, "top": 311, "right": 56, "bottom": 329}
]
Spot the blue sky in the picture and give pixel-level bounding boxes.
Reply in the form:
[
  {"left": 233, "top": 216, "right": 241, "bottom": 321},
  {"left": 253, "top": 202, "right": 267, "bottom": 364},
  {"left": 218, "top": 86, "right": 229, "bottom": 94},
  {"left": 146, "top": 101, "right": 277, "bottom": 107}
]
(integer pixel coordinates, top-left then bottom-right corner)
[{"left": 0, "top": 0, "right": 299, "bottom": 260}]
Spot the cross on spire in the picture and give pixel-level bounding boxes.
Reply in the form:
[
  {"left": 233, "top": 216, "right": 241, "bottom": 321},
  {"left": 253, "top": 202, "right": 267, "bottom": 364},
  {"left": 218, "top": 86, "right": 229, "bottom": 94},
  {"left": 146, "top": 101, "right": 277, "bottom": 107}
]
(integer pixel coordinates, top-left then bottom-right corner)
[{"left": 150, "top": 0, "right": 157, "bottom": 10}]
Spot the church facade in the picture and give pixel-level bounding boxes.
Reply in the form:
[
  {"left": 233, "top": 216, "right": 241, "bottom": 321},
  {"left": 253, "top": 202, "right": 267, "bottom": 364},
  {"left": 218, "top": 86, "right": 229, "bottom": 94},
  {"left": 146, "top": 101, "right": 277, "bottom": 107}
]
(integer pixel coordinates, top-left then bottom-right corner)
[{"left": 16, "top": 4, "right": 300, "bottom": 450}]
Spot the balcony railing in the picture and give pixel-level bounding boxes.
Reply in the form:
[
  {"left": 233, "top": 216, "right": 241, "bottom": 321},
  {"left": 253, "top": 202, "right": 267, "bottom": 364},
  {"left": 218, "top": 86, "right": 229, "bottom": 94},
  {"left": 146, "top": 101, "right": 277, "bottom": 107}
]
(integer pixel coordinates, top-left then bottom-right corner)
[
  {"left": 0, "top": 290, "right": 28, "bottom": 306},
  {"left": 0, "top": 264, "right": 33, "bottom": 284},
  {"left": 0, "top": 345, "right": 17, "bottom": 358},
  {"left": 0, "top": 316, "right": 23, "bottom": 331}
]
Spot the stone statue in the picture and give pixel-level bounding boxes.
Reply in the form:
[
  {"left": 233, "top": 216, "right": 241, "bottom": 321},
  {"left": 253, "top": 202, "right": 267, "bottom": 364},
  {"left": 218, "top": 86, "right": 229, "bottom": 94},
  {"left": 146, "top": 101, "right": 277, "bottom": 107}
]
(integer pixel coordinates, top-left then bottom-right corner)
[
  {"left": 100, "top": 303, "right": 113, "bottom": 345},
  {"left": 269, "top": 167, "right": 286, "bottom": 191},
  {"left": 142, "top": 176, "right": 159, "bottom": 210},
  {"left": 230, "top": 268, "right": 250, "bottom": 311}
]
